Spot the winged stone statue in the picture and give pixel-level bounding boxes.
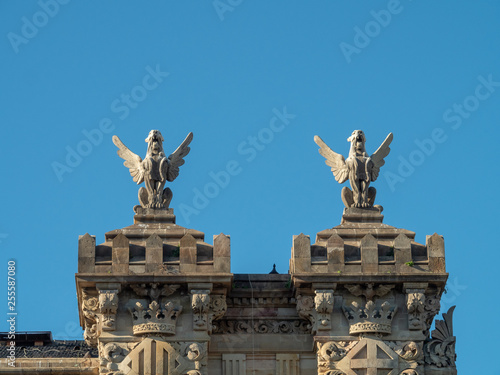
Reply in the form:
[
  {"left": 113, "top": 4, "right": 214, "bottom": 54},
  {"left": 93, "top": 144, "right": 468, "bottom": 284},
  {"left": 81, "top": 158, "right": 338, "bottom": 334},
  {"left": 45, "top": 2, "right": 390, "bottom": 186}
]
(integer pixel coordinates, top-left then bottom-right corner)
[
  {"left": 112, "top": 130, "right": 193, "bottom": 209},
  {"left": 314, "top": 130, "right": 393, "bottom": 208}
]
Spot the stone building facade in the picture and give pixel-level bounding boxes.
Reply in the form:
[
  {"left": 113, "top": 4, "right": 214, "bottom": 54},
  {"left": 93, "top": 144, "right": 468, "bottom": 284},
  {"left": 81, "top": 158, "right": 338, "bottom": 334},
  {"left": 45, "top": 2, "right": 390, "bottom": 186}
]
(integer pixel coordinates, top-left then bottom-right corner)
[{"left": 0, "top": 131, "right": 457, "bottom": 374}]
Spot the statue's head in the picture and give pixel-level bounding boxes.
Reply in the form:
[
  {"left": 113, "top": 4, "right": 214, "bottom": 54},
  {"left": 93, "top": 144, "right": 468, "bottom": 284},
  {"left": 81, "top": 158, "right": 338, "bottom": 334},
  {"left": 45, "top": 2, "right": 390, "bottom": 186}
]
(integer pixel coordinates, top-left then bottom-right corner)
[
  {"left": 145, "top": 129, "right": 164, "bottom": 144},
  {"left": 145, "top": 130, "right": 165, "bottom": 156},
  {"left": 347, "top": 130, "right": 366, "bottom": 153}
]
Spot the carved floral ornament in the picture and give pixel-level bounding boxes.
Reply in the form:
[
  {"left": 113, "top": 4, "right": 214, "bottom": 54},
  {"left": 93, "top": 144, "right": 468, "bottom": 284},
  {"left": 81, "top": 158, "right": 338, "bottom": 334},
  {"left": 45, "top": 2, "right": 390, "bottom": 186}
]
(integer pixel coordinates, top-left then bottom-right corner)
[
  {"left": 296, "top": 290, "right": 334, "bottom": 334},
  {"left": 81, "top": 288, "right": 121, "bottom": 346},
  {"left": 191, "top": 290, "right": 227, "bottom": 333}
]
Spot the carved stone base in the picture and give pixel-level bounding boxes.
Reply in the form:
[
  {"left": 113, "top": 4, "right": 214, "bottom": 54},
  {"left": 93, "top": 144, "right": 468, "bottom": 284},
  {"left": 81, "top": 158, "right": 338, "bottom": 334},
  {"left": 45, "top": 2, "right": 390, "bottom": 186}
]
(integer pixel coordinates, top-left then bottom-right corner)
[
  {"left": 133, "top": 206, "right": 176, "bottom": 224},
  {"left": 341, "top": 206, "right": 384, "bottom": 224}
]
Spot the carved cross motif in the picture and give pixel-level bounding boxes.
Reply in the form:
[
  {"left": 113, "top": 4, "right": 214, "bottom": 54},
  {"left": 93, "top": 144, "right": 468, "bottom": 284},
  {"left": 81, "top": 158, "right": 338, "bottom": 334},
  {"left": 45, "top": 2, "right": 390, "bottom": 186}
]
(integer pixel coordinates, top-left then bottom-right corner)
[{"left": 335, "top": 339, "right": 398, "bottom": 375}]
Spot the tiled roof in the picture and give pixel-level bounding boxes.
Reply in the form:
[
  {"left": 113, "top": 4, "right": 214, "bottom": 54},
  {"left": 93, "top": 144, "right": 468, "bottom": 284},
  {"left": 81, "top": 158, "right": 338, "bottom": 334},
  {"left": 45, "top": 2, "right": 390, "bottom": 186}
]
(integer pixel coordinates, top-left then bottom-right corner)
[{"left": 0, "top": 340, "right": 98, "bottom": 359}]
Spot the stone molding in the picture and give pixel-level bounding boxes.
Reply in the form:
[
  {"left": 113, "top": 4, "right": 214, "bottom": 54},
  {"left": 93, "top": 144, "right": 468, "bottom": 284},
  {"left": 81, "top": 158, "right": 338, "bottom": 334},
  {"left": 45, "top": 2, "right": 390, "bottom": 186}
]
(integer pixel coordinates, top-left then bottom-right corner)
[{"left": 212, "top": 319, "right": 310, "bottom": 335}]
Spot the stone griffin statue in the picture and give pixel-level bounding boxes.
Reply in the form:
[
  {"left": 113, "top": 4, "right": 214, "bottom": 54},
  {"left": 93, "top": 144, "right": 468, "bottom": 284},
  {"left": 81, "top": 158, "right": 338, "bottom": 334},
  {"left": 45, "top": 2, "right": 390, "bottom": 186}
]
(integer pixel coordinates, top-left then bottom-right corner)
[
  {"left": 314, "top": 130, "right": 393, "bottom": 208},
  {"left": 112, "top": 130, "right": 193, "bottom": 209}
]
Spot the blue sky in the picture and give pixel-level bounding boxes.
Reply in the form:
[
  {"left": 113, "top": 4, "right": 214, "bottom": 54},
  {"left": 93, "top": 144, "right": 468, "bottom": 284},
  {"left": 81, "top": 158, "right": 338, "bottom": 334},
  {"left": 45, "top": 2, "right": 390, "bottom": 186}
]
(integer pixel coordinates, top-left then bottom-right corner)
[{"left": 1, "top": 1, "right": 499, "bottom": 372}]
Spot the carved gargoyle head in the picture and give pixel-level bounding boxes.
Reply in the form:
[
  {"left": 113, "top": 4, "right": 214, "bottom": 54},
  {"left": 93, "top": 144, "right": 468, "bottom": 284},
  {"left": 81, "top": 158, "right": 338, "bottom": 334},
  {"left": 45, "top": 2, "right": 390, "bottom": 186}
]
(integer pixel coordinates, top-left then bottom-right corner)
[
  {"left": 145, "top": 129, "right": 165, "bottom": 157},
  {"left": 347, "top": 130, "right": 366, "bottom": 154}
]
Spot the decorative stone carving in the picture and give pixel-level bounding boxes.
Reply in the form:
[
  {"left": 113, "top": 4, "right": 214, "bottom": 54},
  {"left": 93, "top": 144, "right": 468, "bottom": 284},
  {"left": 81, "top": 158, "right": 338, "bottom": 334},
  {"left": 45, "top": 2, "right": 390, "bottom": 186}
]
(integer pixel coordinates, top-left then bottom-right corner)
[
  {"left": 82, "top": 289, "right": 100, "bottom": 346},
  {"left": 113, "top": 130, "right": 193, "bottom": 209},
  {"left": 391, "top": 341, "right": 423, "bottom": 362},
  {"left": 114, "top": 339, "right": 205, "bottom": 375},
  {"left": 334, "top": 338, "right": 399, "bottom": 374},
  {"left": 129, "top": 300, "right": 182, "bottom": 336},
  {"left": 387, "top": 341, "right": 423, "bottom": 374},
  {"left": 212, "top": 319, "right": 310, "bottom": 334},
  {"left": 296, "top": 295, "right": 315, "bottom": 329},
  {"left": 424, "top": 306, "right": 456, "bottom": 368},
  {"left": 208, "top": 294, "right": 227, "bottom": 333},
  {"left": 99, "top": 289, "right": 119, "bottom": 331},
  {"left": 296, "top": 291, "right": 335, "bottom": 334},
  {"left": 191, "top": 290, "right": 210, "bottom": 331},
  {"left": 99, "top": 342, "right": 129, "bottom": 375},
  {"left": 342, "top": 300, "right": 398, "bottom": 336},
  {"left": 317, "top": 341, "right": 356, "bottom": 374},
  {"left": 314, "top": 130, "right": 393, "bottom": 208},
  {"left": 345, "top": 283, "right": 395, "bottom": 301},
  {"left": 406, "top": 290, "right": 425, "bottom": 331},
  {"left": 314, "top": 290, "right": 334, "bottom": 332},
  {"left": 423, "top": 294, "right": 441, "bottom": 337},
  {"left": 130, "top": 283, "right": 180, "bottom": 302}
]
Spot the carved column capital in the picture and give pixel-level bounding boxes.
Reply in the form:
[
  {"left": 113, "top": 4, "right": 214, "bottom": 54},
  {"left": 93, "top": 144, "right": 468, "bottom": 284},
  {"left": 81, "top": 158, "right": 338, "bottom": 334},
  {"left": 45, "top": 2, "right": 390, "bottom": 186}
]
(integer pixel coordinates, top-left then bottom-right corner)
[
  {"left": 406, "top": 289, "right": 426, "bottom": 331},
  {"left": 98, "top": 289, "right": 119, "bottom": 331},
  {"left": 296, "top": 289, "right": 335, "bottom": 334},
  {"left": 314, "top": 289, "right": 334, "bottom": 332},
  {"left": 191, "top": 290, "right": 227, "bottom": 333}
]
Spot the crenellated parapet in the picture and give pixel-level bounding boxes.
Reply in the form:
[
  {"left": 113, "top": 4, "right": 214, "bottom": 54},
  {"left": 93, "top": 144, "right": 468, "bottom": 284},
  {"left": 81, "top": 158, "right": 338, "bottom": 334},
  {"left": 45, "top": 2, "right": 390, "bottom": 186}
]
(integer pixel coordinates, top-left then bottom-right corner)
[
  {"left": 291, "top": 207, "right": 447, "bottom": 276},
  {"left": 78, "top": 208, "right": 231, "bottom": 276}
]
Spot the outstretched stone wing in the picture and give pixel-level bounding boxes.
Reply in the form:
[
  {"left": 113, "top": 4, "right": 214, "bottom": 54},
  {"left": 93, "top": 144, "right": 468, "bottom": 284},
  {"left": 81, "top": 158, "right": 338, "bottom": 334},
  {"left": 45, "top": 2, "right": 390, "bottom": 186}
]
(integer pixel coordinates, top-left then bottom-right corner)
[
  {"left": 369, "top": 132, "right": 393, "bottom": 181},
  {"left": 112, "top": 135, "right": 144, "bottom": 184},
  {"left": 165, "top": 132, "right": 194, "bottom": 182},
  {"left": 314, "top": 135, "right": 349, "bottom": 184}
]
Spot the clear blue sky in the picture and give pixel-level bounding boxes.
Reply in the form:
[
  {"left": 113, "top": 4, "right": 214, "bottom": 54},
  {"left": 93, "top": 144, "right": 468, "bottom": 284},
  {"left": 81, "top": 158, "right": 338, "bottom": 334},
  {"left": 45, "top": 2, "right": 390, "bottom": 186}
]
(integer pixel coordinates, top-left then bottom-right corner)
[{"left": 1, "top": 1, "right": 499, "bottom": 372}]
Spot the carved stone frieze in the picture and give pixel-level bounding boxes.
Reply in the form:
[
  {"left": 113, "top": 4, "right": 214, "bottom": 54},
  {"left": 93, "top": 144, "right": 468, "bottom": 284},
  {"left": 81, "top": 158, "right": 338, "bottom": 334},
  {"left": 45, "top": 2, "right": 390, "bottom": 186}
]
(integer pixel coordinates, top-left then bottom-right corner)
[
  {"left": 424, "top": 306, "right": 456, "bottom": 368},
  {"left": 99, "top": 289, "right": 119, "bottom": 331},
  {"left": 212, "top": 319, "right": 311, "bottom": 334}
]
